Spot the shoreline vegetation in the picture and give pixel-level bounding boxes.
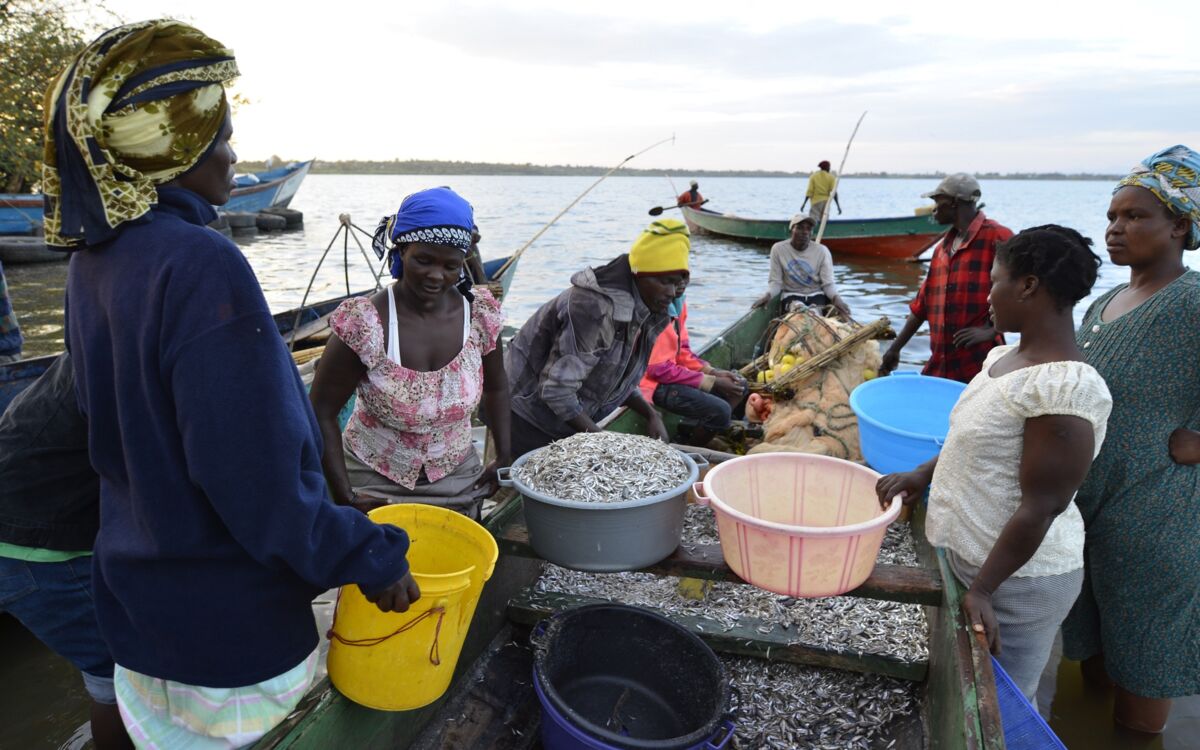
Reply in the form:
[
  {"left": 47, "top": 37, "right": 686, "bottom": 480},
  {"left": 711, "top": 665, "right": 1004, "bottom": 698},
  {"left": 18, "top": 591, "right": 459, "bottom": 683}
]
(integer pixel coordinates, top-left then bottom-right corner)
[{"left": 241, "top": 158, "right": 1122, "bottom": 181}]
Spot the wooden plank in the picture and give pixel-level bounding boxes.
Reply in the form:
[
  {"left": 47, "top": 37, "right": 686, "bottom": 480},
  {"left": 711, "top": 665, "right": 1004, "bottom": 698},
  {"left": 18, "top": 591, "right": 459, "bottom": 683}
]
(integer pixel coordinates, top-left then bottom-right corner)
[
  {"left": 481, "top": 488, "right": 521, "bottom": 533},
  {"left": 939, "top": 548, "right": 1006, "bottom": 750},
  {"left": 254, "top": 676, "right": 445, "bottom": 750},
  {"left": 508, "top": 589, "right": 928, "bottom": 682},
  {"left": 968, "top": 629, "right": 1006, "bottom": 750},
  {"left": 286, "top": 312, "right": 334, "bottom": 345},
  {"left": 912, "top": 505, "right": 1005, "bottom": 750},
  {"left": 408, "top": 626, "right": 540, "bottom": 750},
  {"left": 494, "top": 512, "right": 943, "bottom": 606}
]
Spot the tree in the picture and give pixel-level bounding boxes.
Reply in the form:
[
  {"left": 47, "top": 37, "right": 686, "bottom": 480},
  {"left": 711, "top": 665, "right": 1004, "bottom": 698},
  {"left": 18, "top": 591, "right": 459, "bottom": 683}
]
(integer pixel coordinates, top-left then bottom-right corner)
[{"left": 0, "top": 1, "right": 109, "bottom": 193}]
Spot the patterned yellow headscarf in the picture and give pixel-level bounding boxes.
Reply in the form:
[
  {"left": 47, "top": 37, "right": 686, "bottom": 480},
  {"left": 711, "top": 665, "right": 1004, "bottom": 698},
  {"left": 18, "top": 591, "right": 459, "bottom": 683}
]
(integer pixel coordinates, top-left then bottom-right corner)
[{"left": 42, "top": 20, "right": 239, "bottom": 248}]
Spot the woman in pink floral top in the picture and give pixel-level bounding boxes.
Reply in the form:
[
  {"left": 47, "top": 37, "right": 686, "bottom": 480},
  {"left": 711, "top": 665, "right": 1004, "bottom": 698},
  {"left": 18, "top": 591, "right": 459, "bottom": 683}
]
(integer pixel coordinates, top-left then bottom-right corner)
[{"left": 310, "top": 188, "right": 511, "bottom": 518}]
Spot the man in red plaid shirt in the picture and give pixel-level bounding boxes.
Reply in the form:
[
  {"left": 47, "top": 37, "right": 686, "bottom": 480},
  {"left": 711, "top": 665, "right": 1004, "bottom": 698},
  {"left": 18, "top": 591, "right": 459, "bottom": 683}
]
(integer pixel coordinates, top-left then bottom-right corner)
[{"left": 881, "top": 174, "right": 1011, "bottom": 382}]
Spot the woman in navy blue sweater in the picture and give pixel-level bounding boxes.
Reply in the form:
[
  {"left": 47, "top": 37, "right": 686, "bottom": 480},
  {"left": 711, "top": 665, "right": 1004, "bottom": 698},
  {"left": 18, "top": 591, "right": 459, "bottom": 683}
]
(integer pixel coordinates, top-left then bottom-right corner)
[{"left": 45, "top": 21, "right": 417, "bottom": 745}]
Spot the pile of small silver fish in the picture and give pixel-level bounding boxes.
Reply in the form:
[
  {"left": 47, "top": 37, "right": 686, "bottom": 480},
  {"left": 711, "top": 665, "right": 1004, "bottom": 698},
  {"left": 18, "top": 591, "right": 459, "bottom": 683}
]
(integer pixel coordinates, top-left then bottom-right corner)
[
  {"left": 536, "top": 506, "right": 928, "bottom": 660},
  {"left": 874, "top": 521, "right": 921, "bottom": 568},
  {"left": 516, "top": 432, "right": 689, "bottom": 503},
  {"left": 723, "top": 655, "right": 918, "bottom": 749},
  {"left": 531, "top": 505, "right": 928, "bottom": 746}
]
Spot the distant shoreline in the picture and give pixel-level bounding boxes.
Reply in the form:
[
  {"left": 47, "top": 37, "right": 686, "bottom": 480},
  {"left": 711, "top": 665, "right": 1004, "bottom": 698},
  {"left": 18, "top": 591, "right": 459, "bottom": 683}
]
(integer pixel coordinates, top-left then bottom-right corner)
[{"left": 239, "top": 159, "right": 1122, "bottom": 181}]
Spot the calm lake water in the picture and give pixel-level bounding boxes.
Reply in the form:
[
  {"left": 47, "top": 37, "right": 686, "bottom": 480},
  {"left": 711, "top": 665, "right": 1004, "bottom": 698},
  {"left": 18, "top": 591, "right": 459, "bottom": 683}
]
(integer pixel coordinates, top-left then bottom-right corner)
[
  {"left": 3, "top": 175, "right": 1198, "bottom": 749},
  {"left": 9, "top": 173, "right": 1200, "bottom": 362}
]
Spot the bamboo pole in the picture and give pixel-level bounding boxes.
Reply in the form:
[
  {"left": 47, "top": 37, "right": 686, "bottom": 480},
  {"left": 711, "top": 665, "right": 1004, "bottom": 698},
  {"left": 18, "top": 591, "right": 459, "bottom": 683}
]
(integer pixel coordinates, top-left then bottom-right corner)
[
  {"left": 745, "top": 317, "right": 891, "bottom": 396},
  {"left": 814, "top": 111, "right": 868, "bottom": 244}
]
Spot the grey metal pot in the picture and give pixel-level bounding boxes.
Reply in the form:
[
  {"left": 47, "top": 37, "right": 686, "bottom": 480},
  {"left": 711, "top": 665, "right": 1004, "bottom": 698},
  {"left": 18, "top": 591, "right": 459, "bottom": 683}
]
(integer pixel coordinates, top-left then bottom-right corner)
[{"left": 498, "top": 448, "right": 707, "bottom": 572}]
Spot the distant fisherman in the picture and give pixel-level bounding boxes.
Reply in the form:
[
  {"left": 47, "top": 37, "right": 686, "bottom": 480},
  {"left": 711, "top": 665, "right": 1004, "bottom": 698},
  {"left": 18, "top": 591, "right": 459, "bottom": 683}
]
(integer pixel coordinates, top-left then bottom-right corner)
[
  {"left": 801, "top": 160, "right": 841, "bottom": 223},
  {"left": 881, "top": 174, "right": 1012, "bottom": 382},
  {"left": 677, "top": 180, "right": 705, "bottom": 209},
  {"left": 505, "top": 219, "right": 689, "bottom": 457}
]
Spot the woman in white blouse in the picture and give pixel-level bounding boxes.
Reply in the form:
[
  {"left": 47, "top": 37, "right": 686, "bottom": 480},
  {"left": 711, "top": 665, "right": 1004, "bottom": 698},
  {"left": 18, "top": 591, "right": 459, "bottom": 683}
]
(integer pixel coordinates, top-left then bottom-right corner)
[{"left": 876, "top": 225, "right": 1112, "bottom": 701}]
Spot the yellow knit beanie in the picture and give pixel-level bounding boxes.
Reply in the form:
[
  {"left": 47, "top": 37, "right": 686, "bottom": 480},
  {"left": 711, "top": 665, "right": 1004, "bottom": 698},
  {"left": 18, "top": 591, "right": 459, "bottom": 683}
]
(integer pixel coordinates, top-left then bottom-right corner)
[{"left": 628, "top": 218, "right": 690, "bottom": 275}]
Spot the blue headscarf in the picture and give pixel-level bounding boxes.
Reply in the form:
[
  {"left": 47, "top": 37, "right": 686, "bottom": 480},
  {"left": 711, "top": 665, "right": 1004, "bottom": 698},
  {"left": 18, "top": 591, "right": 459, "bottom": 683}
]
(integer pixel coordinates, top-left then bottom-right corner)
[
  {"left": 1116, "top": 144, "right": 1200, "bottom": 250},
  {"left": 371, "top": 187, "right": 476, "bottom": 283}
]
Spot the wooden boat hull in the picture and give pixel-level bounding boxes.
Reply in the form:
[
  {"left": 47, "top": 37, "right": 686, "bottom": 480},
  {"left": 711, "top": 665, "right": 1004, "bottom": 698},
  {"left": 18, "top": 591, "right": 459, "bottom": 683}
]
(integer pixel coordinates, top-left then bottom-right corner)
[
  {"left": 222, "top": 160, "right": 313, "bottom": 214},
  {"left": 0, "top": 161, "right": 314, "bottom": 238},
  {"left": 0, "top": 194, "right": 42, "bottom": 236},
  {"left": 3, "top": 281, "right": 999, "bottom": 748},
  {"left": 681, "top": 205, "right": 944, "bottom": 259},
  {"left": 256, "top": 303, "right": 1003, "bottom": 749}
]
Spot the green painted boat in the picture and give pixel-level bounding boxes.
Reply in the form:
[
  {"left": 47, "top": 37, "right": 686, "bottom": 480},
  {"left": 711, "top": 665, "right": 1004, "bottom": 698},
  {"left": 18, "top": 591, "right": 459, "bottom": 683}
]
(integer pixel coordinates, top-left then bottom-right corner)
[
  {"left": 682, "top": 205, "right": 945, "bottom": 259},
  {"left": 255, "top": 302, "right": 1004, "bottom": 750}
]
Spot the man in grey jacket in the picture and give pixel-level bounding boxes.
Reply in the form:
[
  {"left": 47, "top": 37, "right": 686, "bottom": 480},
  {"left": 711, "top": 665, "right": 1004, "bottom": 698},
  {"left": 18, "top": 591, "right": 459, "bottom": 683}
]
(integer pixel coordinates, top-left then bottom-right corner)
[{"left": 505, "top": 219, "right": 691, "bottom": 457}]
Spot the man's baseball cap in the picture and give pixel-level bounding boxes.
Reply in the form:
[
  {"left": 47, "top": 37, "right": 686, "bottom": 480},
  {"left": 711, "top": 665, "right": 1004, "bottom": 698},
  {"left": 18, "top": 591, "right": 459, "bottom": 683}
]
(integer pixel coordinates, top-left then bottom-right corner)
[
  {"left": 788, "top": 214, "right": 816, "bottom": 229},
  {"left": 922, "top": 173, "right": 982, "bottom": 202}
]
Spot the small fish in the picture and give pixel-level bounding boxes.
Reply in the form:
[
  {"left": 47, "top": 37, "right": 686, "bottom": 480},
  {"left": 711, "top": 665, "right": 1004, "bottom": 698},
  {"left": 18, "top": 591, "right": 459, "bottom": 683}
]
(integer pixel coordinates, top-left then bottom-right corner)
[
  {"left": 533, "top": 503, "right": 925, "bottom": 748},
  {"left": 516, "top": 432, "right": 689, "bottom": 503}
]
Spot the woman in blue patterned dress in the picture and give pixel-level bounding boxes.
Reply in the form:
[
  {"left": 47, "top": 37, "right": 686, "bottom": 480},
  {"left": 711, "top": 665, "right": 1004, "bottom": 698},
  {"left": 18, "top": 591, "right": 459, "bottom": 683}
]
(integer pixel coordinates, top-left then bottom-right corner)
[{"left": 1063, "top": 145, "right": 1200, "bottom": 734}]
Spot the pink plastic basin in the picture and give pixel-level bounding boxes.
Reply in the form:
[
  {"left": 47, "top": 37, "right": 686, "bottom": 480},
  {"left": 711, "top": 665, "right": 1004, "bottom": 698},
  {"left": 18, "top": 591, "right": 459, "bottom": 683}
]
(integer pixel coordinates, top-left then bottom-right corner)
[{"left": 692, "top": 453, "right": 901, "bottom": 598}]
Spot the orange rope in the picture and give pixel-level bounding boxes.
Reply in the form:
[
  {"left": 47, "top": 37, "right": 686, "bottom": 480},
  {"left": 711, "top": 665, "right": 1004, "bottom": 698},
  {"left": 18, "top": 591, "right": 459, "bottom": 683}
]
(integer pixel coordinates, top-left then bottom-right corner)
[{"left": 327, "top": 607, "right": 447, "bottom": 665}]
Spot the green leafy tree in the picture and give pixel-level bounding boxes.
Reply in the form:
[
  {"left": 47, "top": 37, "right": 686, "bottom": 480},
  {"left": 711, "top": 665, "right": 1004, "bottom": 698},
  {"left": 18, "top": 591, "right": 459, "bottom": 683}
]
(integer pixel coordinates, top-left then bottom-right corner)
[{"left": 0, "top": 1, "right": 116, "bottom": 193}]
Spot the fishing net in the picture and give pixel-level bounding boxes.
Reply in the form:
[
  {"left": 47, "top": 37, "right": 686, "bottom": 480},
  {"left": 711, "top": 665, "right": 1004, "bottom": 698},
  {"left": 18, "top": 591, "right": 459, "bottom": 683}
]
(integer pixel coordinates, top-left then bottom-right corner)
[{"left": 747, "top": 310, "right": 882, "bottom": 462}]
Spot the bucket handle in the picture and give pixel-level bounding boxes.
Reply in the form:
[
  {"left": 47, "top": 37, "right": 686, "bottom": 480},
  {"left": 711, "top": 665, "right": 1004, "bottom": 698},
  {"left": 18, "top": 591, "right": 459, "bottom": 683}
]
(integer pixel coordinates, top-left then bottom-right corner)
[
  {"left": 685, "top": 452, "right": 710, "bottom": 471},
  {"left": 703, "top": 719, "right": 736, "bottom": 749},
  {"left": 890, "top": 371, "right": 919, "bottom": 377},
  {"left": 327, "top": 599, "right": 449, "bottom": 666},
  {"left": 692, "top": 482, "right": 711, "bottom": 506},
  {"left": 497, "top": 467, "right": 514, "bottom": 488}
]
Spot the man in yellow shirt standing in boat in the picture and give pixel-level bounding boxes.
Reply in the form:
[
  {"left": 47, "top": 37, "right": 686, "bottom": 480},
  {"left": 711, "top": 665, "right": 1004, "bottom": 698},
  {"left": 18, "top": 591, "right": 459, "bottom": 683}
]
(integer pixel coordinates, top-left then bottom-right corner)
[{"left": 801, "top": 160, "right": 841, "bottom": 223}]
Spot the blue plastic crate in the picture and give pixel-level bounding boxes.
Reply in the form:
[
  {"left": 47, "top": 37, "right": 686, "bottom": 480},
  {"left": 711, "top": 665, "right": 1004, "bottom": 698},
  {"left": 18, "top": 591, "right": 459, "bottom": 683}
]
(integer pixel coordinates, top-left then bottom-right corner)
[{"left": 992, "top": 656, "right": 1067, "bottom": 750}]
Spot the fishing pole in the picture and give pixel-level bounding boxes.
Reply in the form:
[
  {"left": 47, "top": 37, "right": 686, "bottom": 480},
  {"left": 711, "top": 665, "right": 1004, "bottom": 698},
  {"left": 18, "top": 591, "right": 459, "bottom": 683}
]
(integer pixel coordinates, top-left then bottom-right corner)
[
  {"left": 815, "top": 111, "right": 867, "bottom": 244},
  {"left": 491, "top": 134, "right": 676, "bottom": 280}
]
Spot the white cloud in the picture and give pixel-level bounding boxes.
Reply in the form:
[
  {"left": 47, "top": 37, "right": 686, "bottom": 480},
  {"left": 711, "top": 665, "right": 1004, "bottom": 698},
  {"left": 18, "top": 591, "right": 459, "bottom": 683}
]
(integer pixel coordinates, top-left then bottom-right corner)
[{"left": 77, "top": 0, "right": 1200, "bottom": 172}]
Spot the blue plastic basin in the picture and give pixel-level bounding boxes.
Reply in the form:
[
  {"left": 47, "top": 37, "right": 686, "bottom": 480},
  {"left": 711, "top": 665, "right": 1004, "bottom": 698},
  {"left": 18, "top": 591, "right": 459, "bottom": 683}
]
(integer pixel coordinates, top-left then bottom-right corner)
[{"left": 849, "top": 372, "right": 966, "bottom": 475}]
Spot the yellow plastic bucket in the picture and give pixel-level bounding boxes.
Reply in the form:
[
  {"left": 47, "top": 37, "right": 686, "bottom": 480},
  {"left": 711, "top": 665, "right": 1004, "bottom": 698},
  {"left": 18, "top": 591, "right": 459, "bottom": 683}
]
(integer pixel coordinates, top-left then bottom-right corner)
[{"left": 326, "top": 503, "right": 499, "bottom": 711}]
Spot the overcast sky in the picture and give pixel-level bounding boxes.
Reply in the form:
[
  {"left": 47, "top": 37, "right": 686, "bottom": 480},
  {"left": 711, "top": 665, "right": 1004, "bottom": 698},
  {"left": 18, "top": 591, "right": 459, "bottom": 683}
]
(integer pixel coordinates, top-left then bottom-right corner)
[{"left": 80, "top": 0, "right": 1200, "bottom": 173}]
